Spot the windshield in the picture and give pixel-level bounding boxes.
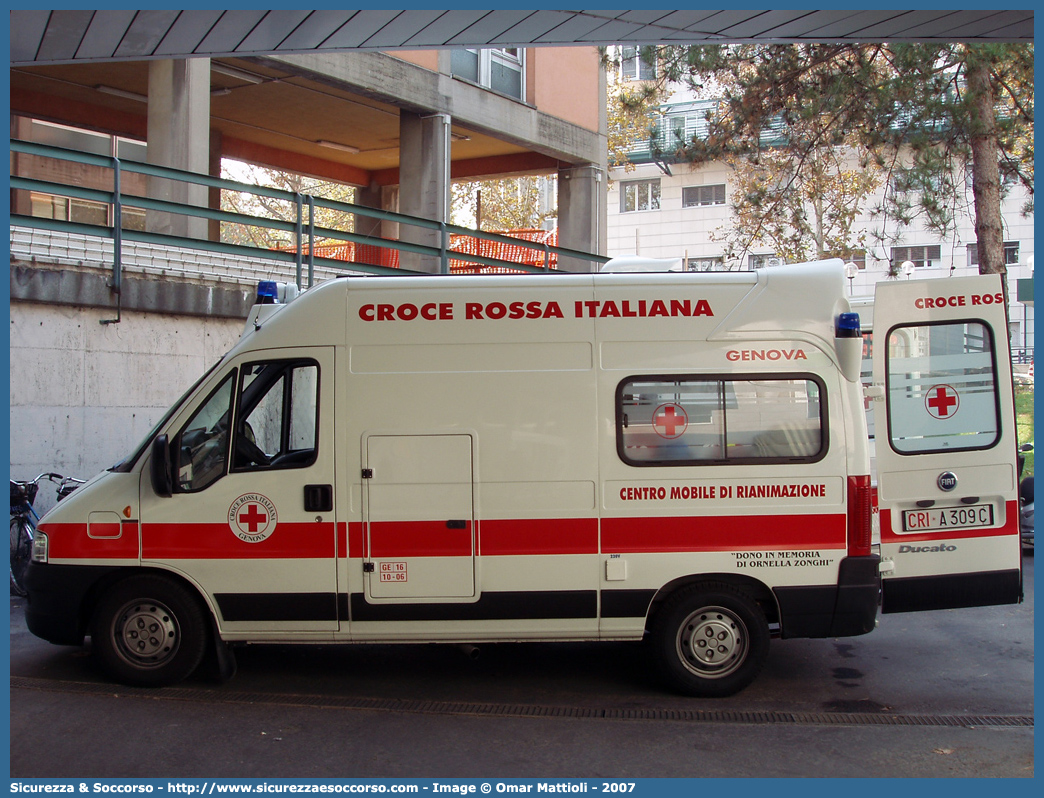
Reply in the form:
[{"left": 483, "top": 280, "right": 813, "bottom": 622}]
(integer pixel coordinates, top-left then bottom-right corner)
[{"left": 109, "top": 360, "right": 223, "bottom": 473}]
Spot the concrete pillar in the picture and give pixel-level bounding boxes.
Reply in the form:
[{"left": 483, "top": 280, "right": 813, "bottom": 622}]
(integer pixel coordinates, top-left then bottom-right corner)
[
  {"left": 354, "top": 184, "right": 400, "bottom": 269},
  {"left": 146, "top": 58, "right": 210, "bottom": 240},
  {"left": 557, "top": 163, "right": 606, "bottom": 272},
  {"left": 355, "top": 184, "right": 400, "bottom": 238},
  {"left": 398, "top": 111, "right": 451, "bottom": 273}
]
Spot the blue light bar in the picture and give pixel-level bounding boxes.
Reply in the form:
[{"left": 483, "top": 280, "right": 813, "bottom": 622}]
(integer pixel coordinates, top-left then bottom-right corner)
[
  {"left": 257, "top": 281, "right": 278, "bottom": 304},
  {"left": 836, "top": 312, "right": 861, "bottom": 338}
]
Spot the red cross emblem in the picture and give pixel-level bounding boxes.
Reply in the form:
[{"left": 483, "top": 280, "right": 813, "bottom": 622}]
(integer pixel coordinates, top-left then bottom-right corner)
[
  {"left": 652, "top": 403, "right": 688, "bottom": 439},
  {"left": 238, "top": 503, "right": 268, "bottom": 533},
  {"left": 925, "top": 384, "right": 959, "bottom": 419},
  {"left": 228, "top": 493, "right": 278, "bottom": 542}
]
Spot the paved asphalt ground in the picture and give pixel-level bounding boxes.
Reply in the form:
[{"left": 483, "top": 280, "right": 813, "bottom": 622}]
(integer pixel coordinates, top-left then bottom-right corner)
[{"left": 8, "top": 556, "right": 1034, "bottom": 779}]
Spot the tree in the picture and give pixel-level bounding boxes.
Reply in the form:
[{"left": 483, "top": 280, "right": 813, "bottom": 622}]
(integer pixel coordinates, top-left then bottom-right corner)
[
  {"left": 451, "top": 177, "right": 555, "bottom": 230},
  {"left": 712, "top": 122, "right": 882, "bottom": 265},
  {"left": 654, "top": 43, "right": 1033, "bottom": 280},
  {"left": 220, "top": 161, "right": 357, "bottom": 249}
]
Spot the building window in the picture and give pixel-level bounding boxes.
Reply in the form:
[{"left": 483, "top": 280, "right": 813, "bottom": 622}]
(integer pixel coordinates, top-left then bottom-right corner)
[
  {"left": 889, "top": 171, "right": 944, "bottom": 197},
  {"left": 29, "top": 191, "right": 145, "bottom": 231},
  {"left": 489, "top": 48, "right": 523, "bottom": 97},
  {"left": 30, "top": 193, "right": 108, "bottom": 225},
  {"left": 846, "top": 251, "right": 867, "bottom": 270},
  {"left": 967, "top": 241, "right": 1020, "bottom": 267},
  {"left": 749, "top": 253, "right": 779, "bottom": 270},
  {"left": 891, "top": 245, "right": 942, "bottom": 269},
  {"left": 668, "top": 115, "right": 687, "bottom": 145},
  {"left": 451, "top": 48, "right": 524, "bottom": 99},
  {"left": 759, "top": 114, "right": 788, "bottom": 146},
  {"left": 682, "top": 184, "right": 726, "bottom": 207},
  {"left": 621, "top": 179, "right": 661, "bottom": 213},
  {"left": 30, "top": 191, "right": 69, "bottom": 221},
  {"left": 686, "top": 256, "right": 725, "bottom": 272},
  {"left": 29, "top": 118, "right": 111, "bottom": 156},
  {"left": 620, "top": 46, "right": 656, "bottom": 81}
]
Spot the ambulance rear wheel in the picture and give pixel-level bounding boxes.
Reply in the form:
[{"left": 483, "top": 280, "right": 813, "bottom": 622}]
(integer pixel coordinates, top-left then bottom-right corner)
[
  {"left": 650, "top": 583, "right": 769, "bottom": 697},
  {"left": 91, "top": 575, "right": 207, "bottom": 687}
]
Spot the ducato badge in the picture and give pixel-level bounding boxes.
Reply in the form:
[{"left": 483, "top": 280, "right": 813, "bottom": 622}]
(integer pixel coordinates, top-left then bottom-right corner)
[{"left": 937, "top": 472, "right": 958, "bottom": 492}]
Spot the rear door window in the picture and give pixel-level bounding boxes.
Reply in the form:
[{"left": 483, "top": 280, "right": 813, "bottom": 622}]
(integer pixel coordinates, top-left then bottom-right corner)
[{"left": 885, "top": 321, "right": 999, "bottom": 454}]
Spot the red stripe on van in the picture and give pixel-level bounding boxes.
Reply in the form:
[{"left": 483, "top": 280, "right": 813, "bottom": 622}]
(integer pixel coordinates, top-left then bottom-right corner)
[
  {"left": 480, "top": 518, "right": 598, "bottom": 556},
  {"left": 52, "top": 514, "right": 850, "bottom": 561},
  {"left": 348, "top": 521, "right": 365, "bottom": 558},
  {"left": 601, "top": 513, "right": 846, "bottom": 553},
  {"left": 141, "top": 522, "right": 336, "bottom": 559},
  {"left": 879, "top": 500, "right": 1020, "bottom": 543},
  {"left": 369, "top": 520, "right": 472, "bottom": 558},
  {"left": 41, "top": 522, "right": 139, "bottom": 560}
]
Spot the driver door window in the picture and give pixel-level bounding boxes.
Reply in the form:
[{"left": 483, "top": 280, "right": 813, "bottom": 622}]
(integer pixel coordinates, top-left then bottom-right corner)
[
  {"left": 175, "top": 373, "right": 236, "bottom": 492},
  {"left": 233, "top": 361, "right": 319, "bottom": 471}
]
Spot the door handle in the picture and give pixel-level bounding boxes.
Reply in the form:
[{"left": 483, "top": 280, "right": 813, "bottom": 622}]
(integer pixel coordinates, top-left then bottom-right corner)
[
  {"left": 304, "top": 484, "right": 333, "bottom": 513},
  {"left": 446, "top": 519, "right": 468, "bottom": 529}
]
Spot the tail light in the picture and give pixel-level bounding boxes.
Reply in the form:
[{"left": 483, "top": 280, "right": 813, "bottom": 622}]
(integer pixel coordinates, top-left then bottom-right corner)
[{"left": 847, "top": 475, "right": 873, "bottom": 557}]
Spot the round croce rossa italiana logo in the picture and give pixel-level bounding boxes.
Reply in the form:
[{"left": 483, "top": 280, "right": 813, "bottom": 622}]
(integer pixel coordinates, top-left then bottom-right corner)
[{"left": 228, "top": 493, "right": 278, "bottom": 543}]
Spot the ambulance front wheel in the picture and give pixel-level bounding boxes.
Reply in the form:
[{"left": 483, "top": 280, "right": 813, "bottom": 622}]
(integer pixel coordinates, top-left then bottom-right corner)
[
  {"left": 90, "top": 574, "right": 208, "bottom": 687},
  {"left": 650, "top": 583, "right": 770, "bottom": 697}
]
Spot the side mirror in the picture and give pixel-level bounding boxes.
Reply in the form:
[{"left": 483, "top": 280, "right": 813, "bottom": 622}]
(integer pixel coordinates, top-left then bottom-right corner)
[{"left": 151, "top": 435, "right": 173, "bottom": 498}]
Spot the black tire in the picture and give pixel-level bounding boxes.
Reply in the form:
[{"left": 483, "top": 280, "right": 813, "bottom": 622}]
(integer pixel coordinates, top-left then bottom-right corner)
[
  {"left": 10, "top": 516, "right": 33, "bottom": 597},
  {"left": 90, "top": 574, "right": 208, "bottom": 687},
  {"left": 649, "top": 582, "right": 770, "bottom": 697}
]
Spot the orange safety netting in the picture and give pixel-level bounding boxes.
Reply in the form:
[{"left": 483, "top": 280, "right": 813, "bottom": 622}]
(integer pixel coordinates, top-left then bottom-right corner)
[{"left": 285, "top": 229, "right": 558, "bottom": 273}]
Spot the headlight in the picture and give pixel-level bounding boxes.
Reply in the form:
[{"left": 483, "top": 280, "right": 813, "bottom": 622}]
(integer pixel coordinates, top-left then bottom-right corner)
[{"left": 30, "top": 532, "right": 48, "bottom": 563}]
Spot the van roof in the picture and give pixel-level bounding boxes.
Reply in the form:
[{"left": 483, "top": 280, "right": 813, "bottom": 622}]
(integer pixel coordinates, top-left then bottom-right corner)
[{"left": 236, "top": 259, "right": 850, "bottom": 355}]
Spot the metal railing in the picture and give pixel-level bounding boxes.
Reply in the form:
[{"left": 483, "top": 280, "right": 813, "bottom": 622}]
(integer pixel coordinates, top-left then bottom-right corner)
[
  {"left": 1012, "top": 347, "right": 1035, "bottom": 365},
  {"left": 10, "top": 140, "right": 609, "bottom": 297}
]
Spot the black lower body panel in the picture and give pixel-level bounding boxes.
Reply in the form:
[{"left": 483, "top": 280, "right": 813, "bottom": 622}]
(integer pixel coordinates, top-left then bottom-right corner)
[
  {"left": 773, "top": 555, "right": 881, "bottom": 638},
  {"left": 881, "top": 569, "right": 1022, "bottom": 614},
  {"left": 348, "top": 590, "right": 597, "bottom": 622}
]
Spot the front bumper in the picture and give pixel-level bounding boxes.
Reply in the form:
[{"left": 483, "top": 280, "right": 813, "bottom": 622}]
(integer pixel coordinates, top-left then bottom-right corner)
[{"left": 24, "top": 561, "right": 123, "bottom": 645}]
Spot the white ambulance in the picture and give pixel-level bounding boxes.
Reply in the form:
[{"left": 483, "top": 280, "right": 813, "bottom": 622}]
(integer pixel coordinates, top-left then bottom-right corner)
[{"left": 24, "top": 259, "right": 1023, "bottom": 696}]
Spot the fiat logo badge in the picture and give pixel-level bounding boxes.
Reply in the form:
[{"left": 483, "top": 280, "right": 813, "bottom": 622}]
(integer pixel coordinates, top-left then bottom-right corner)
[{"left": 937, "top": 472, "right": 958, "bottom": 492}]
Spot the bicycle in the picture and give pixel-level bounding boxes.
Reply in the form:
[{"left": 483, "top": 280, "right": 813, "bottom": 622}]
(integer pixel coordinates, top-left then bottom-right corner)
[{"left": 10, "top": 472, "right": 84, "bottom": 596}]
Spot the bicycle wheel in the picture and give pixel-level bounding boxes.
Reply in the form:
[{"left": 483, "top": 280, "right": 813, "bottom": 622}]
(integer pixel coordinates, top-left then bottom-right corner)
[{"left": 10, "top": 515, "right": 34, "bottom": 597}]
